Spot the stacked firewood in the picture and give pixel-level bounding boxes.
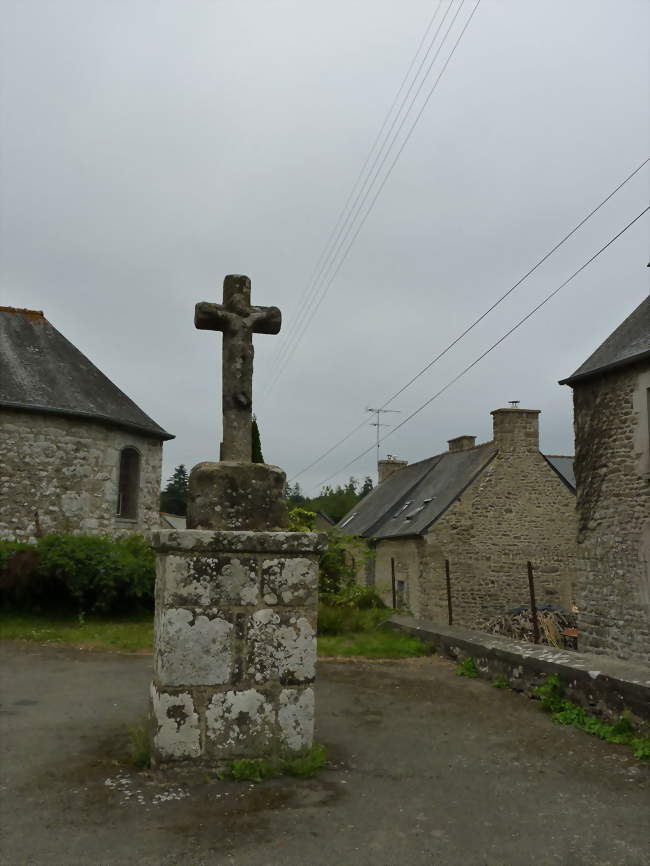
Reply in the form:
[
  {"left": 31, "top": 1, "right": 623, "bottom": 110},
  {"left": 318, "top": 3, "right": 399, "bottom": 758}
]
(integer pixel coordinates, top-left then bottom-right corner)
[{"left": 485, "top": 605, "right": 577, "bottom": 648}]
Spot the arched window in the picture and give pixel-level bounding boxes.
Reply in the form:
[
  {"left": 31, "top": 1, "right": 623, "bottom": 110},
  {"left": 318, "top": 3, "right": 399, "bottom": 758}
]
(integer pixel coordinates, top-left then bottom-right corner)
[{"left": 116, "top": 447, "right": 140, "bottom": 519}]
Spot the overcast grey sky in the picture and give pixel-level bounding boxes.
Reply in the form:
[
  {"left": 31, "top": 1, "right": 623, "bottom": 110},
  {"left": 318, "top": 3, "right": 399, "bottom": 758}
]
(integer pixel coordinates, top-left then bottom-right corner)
[{"left": 1, "top": 0, "right": 648, "bottom": 494}]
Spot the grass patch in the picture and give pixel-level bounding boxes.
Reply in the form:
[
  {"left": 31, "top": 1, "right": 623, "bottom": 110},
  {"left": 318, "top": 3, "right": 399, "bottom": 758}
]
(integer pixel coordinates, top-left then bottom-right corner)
[
  {"left": 534, "top": 674, "right": 650, "bottom": 761},
  {"left": 317, "top": 603, "right": 392, "bottom": 635},
  {"left": 318, "top": 628, "right": 432, "bottom": 659},
  {"left": 1, "top": 610, "right": 432, "bottom": 661},
  {"left": 491, "top": 676, "right": 510, "bottom": 689},
  {"left": 0, "top": 610, "right": 153, "bottom": 653},
  {"left": 455, "top": 656, "right": 479, "bottom": 678},
  {"left": 226, "top": 744, "right": 328, "bottom": 783},
  {"left": 127, "top": 716, "right": 151, "bottom": 770}
]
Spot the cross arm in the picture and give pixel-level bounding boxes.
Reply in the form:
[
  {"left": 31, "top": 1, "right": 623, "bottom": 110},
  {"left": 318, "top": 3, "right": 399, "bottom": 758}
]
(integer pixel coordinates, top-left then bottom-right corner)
[
  {"left": 248, "top": 305, "right": 282, "bottom": 335},
  {"left": 194, "top": 302, "right": 236, "bottom": 332}
]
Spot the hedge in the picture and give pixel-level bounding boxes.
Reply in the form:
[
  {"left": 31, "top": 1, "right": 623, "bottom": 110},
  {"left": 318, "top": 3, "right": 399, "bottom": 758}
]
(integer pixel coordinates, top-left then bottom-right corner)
[{"left": 0, "top": 534, "right": 156, "bottom": 614}]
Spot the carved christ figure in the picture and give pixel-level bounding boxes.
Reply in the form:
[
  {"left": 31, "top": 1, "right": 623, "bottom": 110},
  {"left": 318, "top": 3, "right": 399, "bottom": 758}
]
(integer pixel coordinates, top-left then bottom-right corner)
[{"left": 194, "top": 275, "right": 281, "bottom": 463}]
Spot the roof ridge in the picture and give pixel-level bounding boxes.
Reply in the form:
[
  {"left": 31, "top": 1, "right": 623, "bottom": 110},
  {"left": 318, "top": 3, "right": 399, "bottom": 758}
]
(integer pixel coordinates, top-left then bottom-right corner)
[{"left": 0, "top": 306, "right": 44, "bottom": 320}]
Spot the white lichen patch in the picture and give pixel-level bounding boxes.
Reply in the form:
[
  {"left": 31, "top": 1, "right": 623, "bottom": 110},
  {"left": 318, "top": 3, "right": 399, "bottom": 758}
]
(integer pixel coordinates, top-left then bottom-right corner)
[
  {"left": 261, "top": 557, "right": 317, "bottom": 605},
  {"left": 246, "top": 610, "right": 315, "bottom": 683},
  {"left": 155, "top": 608, "right": 234, "bottom": 686},
  {"left": 150, "top": 683, "right": 201, "bottom": 760},
  {"left": 205, "top": 688, "right": 275, "bottom": 754},
  {"left": 278, "top": 687, "right": 314, "bottom": 751},
  {"left": 163, "top": 555, "right": 258, "bottom": 607}
]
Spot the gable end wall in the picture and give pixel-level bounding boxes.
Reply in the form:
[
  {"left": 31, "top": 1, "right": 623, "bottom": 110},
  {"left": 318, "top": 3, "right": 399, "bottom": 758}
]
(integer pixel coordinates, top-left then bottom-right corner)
[{"left": 416, "top": 448, "right": 577, "bottom": 627}]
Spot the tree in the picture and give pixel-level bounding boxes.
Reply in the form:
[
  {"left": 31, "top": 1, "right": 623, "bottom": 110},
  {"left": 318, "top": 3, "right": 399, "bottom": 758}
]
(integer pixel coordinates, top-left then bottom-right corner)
[
  {"left": 361, "top": 476, "right": 373, "bottom": 496},
  {"left": 160, "top": 464, "right": 189, "bottom": 516},
  {"left": 252, "top": 415, "right": 264, "bottom": 463}
]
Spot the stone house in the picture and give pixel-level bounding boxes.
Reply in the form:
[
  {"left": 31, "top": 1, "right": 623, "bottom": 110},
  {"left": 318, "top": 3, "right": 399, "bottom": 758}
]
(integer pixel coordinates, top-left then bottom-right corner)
[
  {"left": 339, "top": 407, "right": 577, "bottom": 630},
  {"left": 0, "top": 306, "right": 174, "bottom": 540},
  {"left": 560, "top": 294, "right": 650, "bottom": 665}
]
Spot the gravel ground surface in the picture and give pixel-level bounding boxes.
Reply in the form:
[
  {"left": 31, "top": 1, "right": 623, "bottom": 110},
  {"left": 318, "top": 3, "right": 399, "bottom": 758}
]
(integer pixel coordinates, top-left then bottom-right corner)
[{"left": 1, "top": 641, "right": 648, "bottom": 866}]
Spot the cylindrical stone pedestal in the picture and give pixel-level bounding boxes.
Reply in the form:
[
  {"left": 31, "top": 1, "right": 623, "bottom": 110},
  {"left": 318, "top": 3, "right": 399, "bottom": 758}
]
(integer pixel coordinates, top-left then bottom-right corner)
[{"left": 148, "top": 529, "right": 326, "bottom": 766}]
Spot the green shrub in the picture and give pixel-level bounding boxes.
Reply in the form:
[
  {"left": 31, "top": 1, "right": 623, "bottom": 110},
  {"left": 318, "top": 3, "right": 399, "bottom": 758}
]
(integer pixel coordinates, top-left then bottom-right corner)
[
  {"left": 322, "top": 584, "right": 386, "bottom": 610},
  {"left": 318, "top": 529, "right": 356, "bottom": 595},
  {"left": 288, "top": 507, "right": 316, "bottom": 532},
  {"left": 0, "top": 533, "right": 155, "bottom": 614}
]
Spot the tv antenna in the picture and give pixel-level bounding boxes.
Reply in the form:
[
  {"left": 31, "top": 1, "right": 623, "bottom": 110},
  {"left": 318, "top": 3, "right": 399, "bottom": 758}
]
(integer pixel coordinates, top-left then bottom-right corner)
[{"left": 366, "top": 407, "right": 401, "bottom": 461}]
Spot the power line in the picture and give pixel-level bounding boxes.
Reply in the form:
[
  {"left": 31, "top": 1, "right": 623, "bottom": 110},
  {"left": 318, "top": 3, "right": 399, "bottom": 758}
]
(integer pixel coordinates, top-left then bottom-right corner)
[
  {"left": 287, "top": 156, "right": 649, "bottom": 483},
  {"left": 268, "top": 0, "right": 472, "bottom": 394},
  {"left": 265, "top": 2, "right": 447, "bottom": 383},
  {"left": 265, "top": 0, "right": 479, "bottom": 398},
  {"left": 306, "top": 205, "right": 650, "bottom": 493}
]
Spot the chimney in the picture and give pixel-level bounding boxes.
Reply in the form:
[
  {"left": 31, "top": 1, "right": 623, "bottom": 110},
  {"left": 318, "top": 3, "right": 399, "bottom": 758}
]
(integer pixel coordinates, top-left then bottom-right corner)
[
  {"left": 447, "top": 435, "right": 476, "bottom": 453},
  {"left": 491, "top": 407, "right": 540, "bottom": 453},
  {"left": 378, "top": 455, "right": 408, "bottom": 484}
]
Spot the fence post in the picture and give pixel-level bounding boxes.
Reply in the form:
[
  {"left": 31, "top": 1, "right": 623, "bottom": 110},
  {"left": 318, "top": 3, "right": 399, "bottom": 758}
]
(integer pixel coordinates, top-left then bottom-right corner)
[
  {"left": 391, "top": 557, "right": 397, "bottom": 610},
  {"left": 445, "top": 559, "right": 453, "bottom": 626},
  {"left": 527, "top": 561, "right": 540, "bottom": 644}
]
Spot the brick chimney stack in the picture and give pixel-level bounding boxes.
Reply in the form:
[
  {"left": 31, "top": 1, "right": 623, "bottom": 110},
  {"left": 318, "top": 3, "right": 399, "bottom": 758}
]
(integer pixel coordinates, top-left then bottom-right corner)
[
  {"left": 378, "top": 455, "right": 408, "bottom": 484},
  {"left": 491, "top": 407, "right": 540, "bottom": 453},
  {"left": 448, "top": 435, "right": 476, "bottom": 453}
]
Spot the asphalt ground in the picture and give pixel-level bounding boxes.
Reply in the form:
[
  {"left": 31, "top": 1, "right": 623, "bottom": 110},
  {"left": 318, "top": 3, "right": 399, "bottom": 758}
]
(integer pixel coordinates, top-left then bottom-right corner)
[{"left": 0, "top": 641, "right": 648, "bottom": 866}]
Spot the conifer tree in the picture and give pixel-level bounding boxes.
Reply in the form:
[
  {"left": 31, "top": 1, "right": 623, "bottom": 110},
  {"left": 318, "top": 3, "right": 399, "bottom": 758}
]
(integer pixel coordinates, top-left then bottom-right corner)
[{"left": 252, "top": 415, "right": 264, "bottom": 463}]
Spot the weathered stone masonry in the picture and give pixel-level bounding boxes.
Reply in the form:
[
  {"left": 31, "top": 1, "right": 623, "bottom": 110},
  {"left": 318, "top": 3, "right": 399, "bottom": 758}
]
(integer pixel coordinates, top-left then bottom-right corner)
[
  {"left": 0, "top": 410, "right": 163, "bottom": 540},
  {"left": 149, "top": 528, "right": 326, "bottom": 764},
  {"left": 572, "top": 361, "right": 650, "bottom": 665},
  {"left": 352, "top": 409, "right": 577, "bottom": 631}
]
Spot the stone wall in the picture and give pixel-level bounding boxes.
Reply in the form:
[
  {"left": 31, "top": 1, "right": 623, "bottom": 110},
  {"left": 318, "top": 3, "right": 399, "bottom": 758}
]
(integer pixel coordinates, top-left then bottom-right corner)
[
  {"left": 416, "top": 447, "right": 577, "bottom": 628},
  {"left": 361, "top": 410, "right": 577, "bottom": 630},
  {"left": 0, "top": 409, "right": 163, "bottom": 540},
  {"left": 572, "top": 361, "right": 650, "bottom": 665},
  {"left": 372, "top": 537, "right": 423, "bottom": 611},
  {"left": 149, "top": 529, "right": 324, "bottom": 764}
]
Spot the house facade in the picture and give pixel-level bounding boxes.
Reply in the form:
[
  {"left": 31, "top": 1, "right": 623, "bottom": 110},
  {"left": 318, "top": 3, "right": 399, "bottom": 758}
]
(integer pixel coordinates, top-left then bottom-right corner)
[
  {"left": 340, "top": 407, "right": 577, "bottom": 630},
  {"left": 0, "top": 307, "right": 174, "bottom": 540},
  {"left": 560, "top": 295, "right": 650, "bottom": 665}
]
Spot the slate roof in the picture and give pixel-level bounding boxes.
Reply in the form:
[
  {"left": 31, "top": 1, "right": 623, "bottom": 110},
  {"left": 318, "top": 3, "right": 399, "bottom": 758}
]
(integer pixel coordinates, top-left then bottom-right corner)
[
  {"left": 339, "top": 444, "right": 575, "bottom": 539},
  {"left": 0, "top": 307, "right": 174, "bottom": 441},
  {"left": 543, "top": 455, "right": 576, "bottom": 491},
  {"left": 560, "top": 295, "right": 650, "bottom": 385}
]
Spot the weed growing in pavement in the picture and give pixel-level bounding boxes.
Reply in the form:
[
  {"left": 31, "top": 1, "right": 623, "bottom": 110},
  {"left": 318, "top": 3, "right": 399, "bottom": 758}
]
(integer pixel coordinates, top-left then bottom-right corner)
[
  {"left": 534, "top": 674, "right": 650, "bottom": 761},
  {"left": 491, "top": 676, "right": 510, "bottom": 689},
  {"left": 225, "top": 744, "right": 328, "bottom": 783},
  {"left": 127, "top": 716, "right": 151, "bottom": 770},
  {"left": 455, "top": 656, "right": 479, "bottom": 678}
]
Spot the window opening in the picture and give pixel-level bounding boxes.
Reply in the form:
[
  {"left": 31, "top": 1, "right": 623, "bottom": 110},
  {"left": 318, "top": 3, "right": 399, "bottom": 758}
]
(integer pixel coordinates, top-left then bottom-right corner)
[{"left": 117, "top": 447, "right": 140, "bottom": 519}]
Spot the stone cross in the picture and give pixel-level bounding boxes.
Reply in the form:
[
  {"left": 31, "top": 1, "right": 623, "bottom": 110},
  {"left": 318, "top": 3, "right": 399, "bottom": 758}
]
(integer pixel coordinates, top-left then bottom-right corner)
[{"left": 195, "top": 275, "right": 281, "bottom": 462}]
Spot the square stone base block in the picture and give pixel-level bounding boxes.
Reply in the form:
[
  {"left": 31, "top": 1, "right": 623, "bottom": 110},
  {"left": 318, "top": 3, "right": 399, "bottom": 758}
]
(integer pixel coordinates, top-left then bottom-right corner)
[{"left": 148, "top": 529, "right": 326, "bottom": 765}]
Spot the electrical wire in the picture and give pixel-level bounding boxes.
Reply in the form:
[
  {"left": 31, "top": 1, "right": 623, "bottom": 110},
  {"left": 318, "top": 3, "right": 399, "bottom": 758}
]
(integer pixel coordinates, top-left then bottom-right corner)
[
  {"left": 306, "top": 205, "right": 650, "bottom": 493},
  {"left": 287, "top": 156, "right": 650, "bottom": 482},
  {"left": 265, "top": 1, "right": 447, "bottom": 383},
  {"left": 265, "top": 0, "right": 478, "bottom": 398}
]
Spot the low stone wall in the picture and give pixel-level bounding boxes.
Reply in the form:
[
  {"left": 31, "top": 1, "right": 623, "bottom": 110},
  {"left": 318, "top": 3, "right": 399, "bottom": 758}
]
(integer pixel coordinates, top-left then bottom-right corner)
[
  {"left": 149, "top": 529, "right": 326, "bottom": 765},
  {"left": 388, "top": 615, "right": 650, "bottom": 725}
]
